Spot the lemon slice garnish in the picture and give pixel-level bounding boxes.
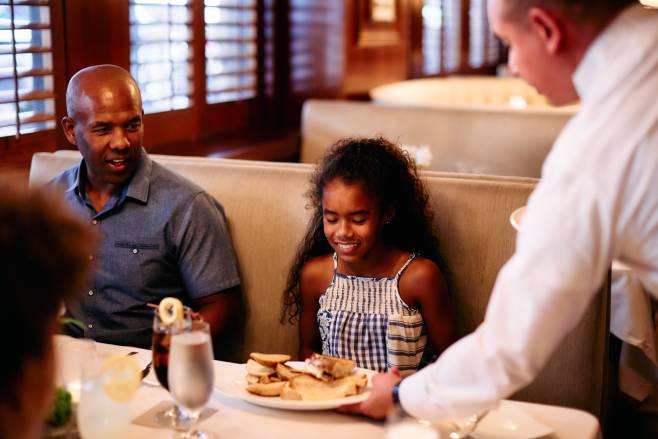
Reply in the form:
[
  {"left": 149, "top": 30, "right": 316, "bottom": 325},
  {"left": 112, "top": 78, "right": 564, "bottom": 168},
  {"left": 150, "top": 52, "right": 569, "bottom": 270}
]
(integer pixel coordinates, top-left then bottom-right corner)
[
  {"left": 158, "top": 297, "right": 184, "bottom": 326},
  {"left": 101, "top": 354, "right": 141, "bottom": 402}
]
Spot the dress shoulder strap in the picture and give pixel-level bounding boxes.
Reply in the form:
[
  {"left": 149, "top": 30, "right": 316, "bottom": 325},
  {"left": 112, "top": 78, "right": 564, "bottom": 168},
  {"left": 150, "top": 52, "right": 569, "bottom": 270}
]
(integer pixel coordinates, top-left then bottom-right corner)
[
  {"left": 326, "top": 252, "right": 338, "bottom": 288},
  {"left": 394, "top": 253, "right": 417, "bottom": 280}
]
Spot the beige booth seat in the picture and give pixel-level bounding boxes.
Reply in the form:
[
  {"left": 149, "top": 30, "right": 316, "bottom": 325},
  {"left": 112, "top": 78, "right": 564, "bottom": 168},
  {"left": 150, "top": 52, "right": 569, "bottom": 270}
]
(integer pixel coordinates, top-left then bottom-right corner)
[
  {"left": 370, "top": 76, "right": 578, "bottom": 111},
  {"left": 30, "top": 152, "right": 608, "bottom": 417},
  {"left": 300, "top": 99, "right": 574, "bottom": 178}
]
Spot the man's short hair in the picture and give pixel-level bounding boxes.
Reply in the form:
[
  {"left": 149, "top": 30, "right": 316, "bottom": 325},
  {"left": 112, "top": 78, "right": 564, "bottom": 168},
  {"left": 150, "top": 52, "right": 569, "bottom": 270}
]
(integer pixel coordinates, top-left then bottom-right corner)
[
  {"left": 0, "top": 185, "right": 96, "bottom": 402},
  {"left": 501, "top": 0, "right": 635, "bottom": 24}
]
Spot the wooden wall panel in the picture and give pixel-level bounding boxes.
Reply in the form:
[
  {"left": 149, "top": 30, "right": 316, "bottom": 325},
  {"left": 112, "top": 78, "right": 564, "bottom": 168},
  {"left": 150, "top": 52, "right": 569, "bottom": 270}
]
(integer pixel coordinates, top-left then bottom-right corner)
[
  {"left": 342, "top": 0, "right": 411, "bottom": 98},
  {"left": 64, "top": 0, "right": 131, "bottom": 75}
]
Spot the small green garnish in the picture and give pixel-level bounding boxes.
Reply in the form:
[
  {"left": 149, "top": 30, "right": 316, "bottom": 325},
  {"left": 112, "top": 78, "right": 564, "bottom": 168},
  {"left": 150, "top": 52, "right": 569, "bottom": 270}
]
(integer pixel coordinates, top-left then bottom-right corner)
[
  {"left": 47, "top": 387, "right": 72, "bottom": 427},
  {"left": 59, "top": 317, "right": 85, "bottom": 331}
]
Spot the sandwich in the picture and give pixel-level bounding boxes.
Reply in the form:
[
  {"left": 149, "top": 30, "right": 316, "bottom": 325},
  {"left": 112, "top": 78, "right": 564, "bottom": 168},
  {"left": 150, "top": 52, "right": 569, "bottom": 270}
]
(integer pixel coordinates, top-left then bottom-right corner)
[
  {"left": 302, "top": 353, "right": 355, "bottom": 381},
  {"left": 244, "top": 351, "right": 367, "bottom": 400}
]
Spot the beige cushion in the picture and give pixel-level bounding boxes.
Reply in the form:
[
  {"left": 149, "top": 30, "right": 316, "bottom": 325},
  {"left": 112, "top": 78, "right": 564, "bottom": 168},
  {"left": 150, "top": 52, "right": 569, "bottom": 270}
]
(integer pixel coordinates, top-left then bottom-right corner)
[
  {"left": 370, "top": 77, "right": 578, "bottom": 110},
  {"left": 29, "top": 153, "right": 607, "bottom": 416},
  {"left": 300, "top": 99, "right": 573, "bottom": 178}
]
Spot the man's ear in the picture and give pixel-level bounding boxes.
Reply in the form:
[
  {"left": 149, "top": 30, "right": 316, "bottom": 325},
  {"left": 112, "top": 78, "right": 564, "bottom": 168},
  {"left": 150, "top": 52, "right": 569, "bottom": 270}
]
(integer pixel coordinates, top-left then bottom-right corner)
[
  {"left": 527, "top": 7, "right": 563, "bottom": 54},
  {"left": 61, "top": 116, "right": 77, "bottom": 146}
]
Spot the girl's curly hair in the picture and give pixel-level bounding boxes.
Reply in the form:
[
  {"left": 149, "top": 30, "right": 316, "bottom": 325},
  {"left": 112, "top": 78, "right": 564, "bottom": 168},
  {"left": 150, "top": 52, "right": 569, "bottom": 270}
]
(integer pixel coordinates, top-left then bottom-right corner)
[{"left": 281, "top": 137, "right": 446, "bottom": 323}]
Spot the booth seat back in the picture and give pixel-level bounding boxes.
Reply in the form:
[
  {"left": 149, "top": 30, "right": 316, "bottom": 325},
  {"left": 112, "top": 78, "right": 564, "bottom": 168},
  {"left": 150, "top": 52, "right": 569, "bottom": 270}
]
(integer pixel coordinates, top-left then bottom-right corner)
[
  {"left": 301, "top": 99, "right": 573, "bottom": 178},
  {"left": 369, "top": 77, "right": 579, "bottom": 110},
  {"left": 30, "top": 152, "right": 607, "bottom": 416}
]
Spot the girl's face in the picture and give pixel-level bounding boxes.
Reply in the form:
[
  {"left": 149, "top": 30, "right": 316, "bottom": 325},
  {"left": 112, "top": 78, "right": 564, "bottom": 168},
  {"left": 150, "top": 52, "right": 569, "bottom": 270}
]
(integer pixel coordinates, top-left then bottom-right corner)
[{"left": 321, "top": 178, "right": 388, "bottom": 266}]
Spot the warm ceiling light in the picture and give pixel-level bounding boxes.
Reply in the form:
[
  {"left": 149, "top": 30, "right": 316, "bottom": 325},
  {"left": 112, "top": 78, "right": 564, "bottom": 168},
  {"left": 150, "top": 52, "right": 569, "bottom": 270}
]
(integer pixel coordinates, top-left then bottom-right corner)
[{"left": 640, "top": 0, "right": 658, "bottom": 8}]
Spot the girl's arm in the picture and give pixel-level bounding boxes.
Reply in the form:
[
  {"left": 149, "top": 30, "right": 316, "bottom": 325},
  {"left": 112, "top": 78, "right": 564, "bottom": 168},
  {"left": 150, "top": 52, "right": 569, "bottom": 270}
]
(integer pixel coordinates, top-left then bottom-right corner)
[
  {"left": 399, "top": 257, "right": 457, "bottom": 354},
  {"left": 298, "top": 255, "right": 333, "bottom": 360}
]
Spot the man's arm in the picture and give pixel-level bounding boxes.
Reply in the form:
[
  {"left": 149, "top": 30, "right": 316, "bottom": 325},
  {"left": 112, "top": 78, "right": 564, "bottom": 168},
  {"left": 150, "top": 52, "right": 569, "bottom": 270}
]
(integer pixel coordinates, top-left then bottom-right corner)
[{"left": 191, "top": 286, "right": 242, "bottom": 358}]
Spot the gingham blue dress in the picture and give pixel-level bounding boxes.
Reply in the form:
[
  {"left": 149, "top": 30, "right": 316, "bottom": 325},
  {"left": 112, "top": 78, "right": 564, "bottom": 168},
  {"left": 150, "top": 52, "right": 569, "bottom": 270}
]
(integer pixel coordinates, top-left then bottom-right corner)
[{"left": 317, "top": 253, "right": 427, "bottom": 376}]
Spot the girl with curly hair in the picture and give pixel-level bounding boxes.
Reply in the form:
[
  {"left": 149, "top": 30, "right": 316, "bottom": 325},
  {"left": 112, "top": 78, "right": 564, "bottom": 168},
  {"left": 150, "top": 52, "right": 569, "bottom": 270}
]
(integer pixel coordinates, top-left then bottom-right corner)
[{"left": 282, "top": 137, "right": 456, "bottom": 375}]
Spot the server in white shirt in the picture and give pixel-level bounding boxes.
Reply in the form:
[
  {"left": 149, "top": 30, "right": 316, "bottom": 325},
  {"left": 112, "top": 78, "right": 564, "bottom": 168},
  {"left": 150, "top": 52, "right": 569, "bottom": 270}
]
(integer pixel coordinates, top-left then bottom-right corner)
[{"left": 342, "top": 0, "right": 658, "bottom": 421}]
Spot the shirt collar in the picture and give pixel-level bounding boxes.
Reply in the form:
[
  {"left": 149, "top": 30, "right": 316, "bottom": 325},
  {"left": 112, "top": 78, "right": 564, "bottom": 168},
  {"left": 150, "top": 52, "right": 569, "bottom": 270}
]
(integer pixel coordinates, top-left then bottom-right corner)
[
  {"left": 67, "top": 148, "right": 152, "bottom": 204},
  {"left": 124, "top": 149, "right": 151, "bottom": 203},
  {"left": 573, "top": 4, "right": 645, "bottom": 101}
]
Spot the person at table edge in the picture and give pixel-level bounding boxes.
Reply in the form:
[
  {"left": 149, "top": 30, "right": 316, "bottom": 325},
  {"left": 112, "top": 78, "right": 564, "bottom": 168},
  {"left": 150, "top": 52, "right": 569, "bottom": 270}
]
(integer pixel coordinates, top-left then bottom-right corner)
[
  {"left": 343, "top": 0, "right": 658, "bottom": 422},
  {"left": 49, "top": 64, "right": 241, "bottom": 352}
]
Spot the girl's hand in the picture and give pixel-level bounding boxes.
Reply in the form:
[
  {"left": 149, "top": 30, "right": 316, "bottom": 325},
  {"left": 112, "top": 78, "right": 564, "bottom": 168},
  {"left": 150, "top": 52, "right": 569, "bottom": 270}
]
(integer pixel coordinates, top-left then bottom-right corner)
[{"left": 337, "top": 367, "right": 401, "bottom": 420}]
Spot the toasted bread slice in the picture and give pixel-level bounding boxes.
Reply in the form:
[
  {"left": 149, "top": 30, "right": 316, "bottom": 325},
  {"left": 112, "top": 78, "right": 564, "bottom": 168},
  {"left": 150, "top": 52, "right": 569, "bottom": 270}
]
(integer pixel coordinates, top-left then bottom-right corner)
[
  {"left": 246, "top": 381, "right": 287, "bottom": 397},
  {"left": 250, "top": 352, "right": 292, "bottom": 367},
  {"left": 246, "top": 359, "right": 275, "bottom": 377},
  {"left": 276, "top": 362, "right": 302, "bottom": 381}
]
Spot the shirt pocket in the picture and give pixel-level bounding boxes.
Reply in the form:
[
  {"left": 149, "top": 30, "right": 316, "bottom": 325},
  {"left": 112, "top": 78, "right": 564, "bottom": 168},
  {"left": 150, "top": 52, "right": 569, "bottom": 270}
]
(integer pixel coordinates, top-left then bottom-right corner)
[{"left": 106, "top": 241, "right": 162, "bottom": 293}]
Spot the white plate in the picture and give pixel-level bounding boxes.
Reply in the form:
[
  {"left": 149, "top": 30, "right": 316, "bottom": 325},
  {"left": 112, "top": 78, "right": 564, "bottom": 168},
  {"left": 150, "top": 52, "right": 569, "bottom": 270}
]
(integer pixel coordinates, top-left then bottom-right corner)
[
  {"left": 214, "top": 361, "right": 375, "bottom": 411},
  {"left": 459, "top": 401, "right": 554, "bottom": 439},
  {"left": 510, "top": 206, "right": 525, "bottom": 232}
]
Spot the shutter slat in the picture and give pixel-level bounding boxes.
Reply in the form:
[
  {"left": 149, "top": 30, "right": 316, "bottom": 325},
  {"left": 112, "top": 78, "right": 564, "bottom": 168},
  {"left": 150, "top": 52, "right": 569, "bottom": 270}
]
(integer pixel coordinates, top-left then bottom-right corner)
[
  {"left": 206, "top": 69, "right": 256, "bottom": 78},
  {"left": 207, "top": 85, "right": 255, "bottom": 94},
  {"left": 205, "top": 37, "right": 257, "bottom": 44},
  {"left": 0, "top": 113, "right": 55, "bottom": 129},
  {"left": 0, "top": 1, "right": 50, "bottom": 6},
  {"left": 0, "top": 90, "right": 54, "bottom": 105},
  {"left": 0, "top": 67, "right": 53, "bottom": 81},
  {"left": 0, "top": 46, "right": 51, "bottom": 55},
  {"left": 0, "top": 23, "right": 50, "bottom": 31}
]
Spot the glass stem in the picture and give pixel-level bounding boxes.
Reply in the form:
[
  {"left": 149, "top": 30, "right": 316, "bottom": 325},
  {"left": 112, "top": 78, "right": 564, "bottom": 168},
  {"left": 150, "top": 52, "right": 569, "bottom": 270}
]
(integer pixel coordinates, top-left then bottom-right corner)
[{"left": 183, "top": 412, "right": 200, "bottom": 438}]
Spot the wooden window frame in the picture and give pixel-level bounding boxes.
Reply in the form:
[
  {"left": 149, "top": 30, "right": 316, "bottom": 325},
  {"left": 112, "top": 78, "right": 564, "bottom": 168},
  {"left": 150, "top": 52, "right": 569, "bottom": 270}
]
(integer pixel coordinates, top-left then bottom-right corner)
[{"left": 1, "top": 0, "right": 67, "bottom": 168}]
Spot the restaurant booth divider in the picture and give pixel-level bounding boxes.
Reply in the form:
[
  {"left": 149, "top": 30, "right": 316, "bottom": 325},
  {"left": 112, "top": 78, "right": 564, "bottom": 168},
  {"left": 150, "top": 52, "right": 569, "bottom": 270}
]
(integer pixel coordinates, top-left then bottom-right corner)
[
  {"left": 300, "top": 99, "right": 574, "bottom": 178},
  {"left": 30, "top": 152, "right": 610, "bottom": 421}
]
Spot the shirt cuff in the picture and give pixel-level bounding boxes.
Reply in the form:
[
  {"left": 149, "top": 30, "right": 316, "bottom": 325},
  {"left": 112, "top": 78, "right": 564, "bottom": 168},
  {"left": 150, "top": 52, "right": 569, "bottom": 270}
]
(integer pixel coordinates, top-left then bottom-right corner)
[{"left": 399, "top": 369, "right": 438, "bottom": 421}]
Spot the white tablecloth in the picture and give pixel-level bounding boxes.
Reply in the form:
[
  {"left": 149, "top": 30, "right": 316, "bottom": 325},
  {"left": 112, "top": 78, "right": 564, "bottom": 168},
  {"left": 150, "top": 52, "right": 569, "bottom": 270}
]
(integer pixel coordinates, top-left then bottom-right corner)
[{"left": 56, "top": 338, "right": 600, "bottom": 439}]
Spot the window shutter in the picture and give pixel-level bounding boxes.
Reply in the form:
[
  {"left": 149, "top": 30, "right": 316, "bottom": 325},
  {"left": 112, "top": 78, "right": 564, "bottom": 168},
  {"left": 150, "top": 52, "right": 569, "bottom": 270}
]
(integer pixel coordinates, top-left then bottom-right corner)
[
  {"left": 422, "top": 0, "right": 442, "bottom": 75},
  {"left": 442, "top": 0, "right": 461, "bottom": 72},
  {"left": 469, "top": 0, "right": 499, "bottom": 68},
  {"left": 204, "top": 0, "right": 257, "bottom": 104},
  {"left": 0, "top": 0, "right": 55, "bottom": 138},
  {"left": 129, "top": 0, "right": 194, "bottom": 114}
]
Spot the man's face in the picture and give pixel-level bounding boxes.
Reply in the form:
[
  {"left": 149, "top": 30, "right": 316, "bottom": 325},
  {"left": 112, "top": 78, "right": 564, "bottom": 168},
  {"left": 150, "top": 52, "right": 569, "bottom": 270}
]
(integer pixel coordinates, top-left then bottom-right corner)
[
  {"left": 488, "top": 0, "right": 574, "bottom": 105},
  {"left": 65, "top": 81, "right": 143, "bottom": 189}
]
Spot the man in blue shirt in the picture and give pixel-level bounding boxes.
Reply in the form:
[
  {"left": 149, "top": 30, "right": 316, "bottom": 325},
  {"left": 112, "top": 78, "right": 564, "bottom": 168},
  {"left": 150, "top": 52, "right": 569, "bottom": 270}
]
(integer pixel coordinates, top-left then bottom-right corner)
[{"left": 51, "top": 64, "right": 241, "bottom": 351}]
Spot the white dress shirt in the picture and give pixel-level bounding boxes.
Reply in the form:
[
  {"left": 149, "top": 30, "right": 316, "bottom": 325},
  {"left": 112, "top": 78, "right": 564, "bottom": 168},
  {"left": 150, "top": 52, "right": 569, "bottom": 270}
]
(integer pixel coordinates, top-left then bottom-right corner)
[{"left": 400, "top": 5, "right": 658, "bottom": 420}]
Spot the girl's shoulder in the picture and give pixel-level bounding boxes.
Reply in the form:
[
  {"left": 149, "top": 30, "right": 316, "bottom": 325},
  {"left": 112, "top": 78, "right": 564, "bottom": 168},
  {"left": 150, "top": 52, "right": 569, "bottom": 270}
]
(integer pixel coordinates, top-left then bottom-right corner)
[
  {"left": 299, "top": 254, "right": 334, "bottom": 298},
  {"left": 398, "top": 254, "right": 445, "bottom": 288},
  {"left": 398, "top": 254, "right": 448, "bottom": 308}
]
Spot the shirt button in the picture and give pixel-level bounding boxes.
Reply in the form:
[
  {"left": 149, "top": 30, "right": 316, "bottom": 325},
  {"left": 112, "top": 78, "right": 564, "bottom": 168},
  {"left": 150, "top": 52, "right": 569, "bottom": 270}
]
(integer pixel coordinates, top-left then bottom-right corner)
[
  {"left": 88, "top": 290, "right": 94, "bottom": 296},
  {"left": 88, "top": 323, "right": 93, "bottom": 329},
  {"left": 92, "top": 219, "right": 98, "bottom": 225},
  {"left": 132, "top": 248, "right": 138, "bottom": 254}
]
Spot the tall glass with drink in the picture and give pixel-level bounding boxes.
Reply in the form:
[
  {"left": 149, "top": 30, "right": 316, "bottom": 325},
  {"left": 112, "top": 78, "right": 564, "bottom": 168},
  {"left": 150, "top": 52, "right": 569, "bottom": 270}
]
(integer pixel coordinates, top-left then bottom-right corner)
[
  {"left": 152, "top": 298, "right": 192, "bottom": 426},
  {"left": 77, "top": 344, "right": 140, "bottom": 439},
  {"left": 168, "top": 320, "right": 215, "bottom": 439}
]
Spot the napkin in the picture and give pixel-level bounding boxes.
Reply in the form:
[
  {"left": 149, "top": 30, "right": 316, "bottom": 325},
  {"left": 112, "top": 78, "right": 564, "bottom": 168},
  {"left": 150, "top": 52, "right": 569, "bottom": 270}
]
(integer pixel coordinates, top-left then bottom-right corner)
[{"left": 132, "top": 401, "right": 217, "bottom": 431}]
